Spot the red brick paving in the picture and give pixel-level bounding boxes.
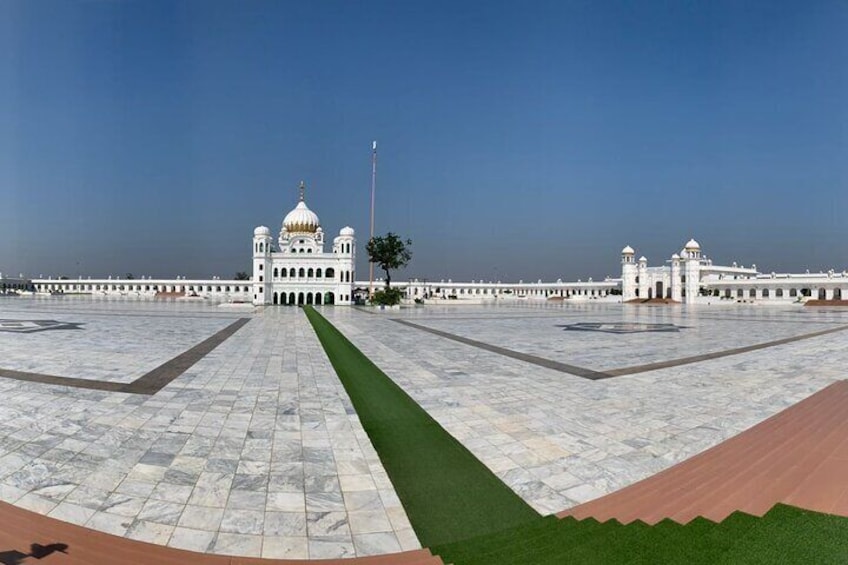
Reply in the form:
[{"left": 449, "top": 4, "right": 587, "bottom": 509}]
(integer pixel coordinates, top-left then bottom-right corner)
[
  {"left": 0, "top": 500, "right": 443, "bottom": 565},
  {"left": 558, "top": 380, "right": 848, "bottom": 525}
]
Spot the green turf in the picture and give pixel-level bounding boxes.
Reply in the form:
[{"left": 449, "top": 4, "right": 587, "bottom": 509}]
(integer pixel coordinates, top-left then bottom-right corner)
[
  {"left": 303, "top": 306, "right": 540, "bottom": 546},
  {"left": 304, "top": 306, "right": 848, "bottom": 564},
  {"left": 432, "top": 504, "right": 848, "bottom": 564}
]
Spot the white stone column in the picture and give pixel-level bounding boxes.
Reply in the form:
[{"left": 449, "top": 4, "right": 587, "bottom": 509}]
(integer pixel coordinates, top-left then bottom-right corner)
[
  {"left": 671, "top": 255, "right": 681, "bottom": 302},
  {"left": 638, "top": 256, "right": 648, "bottom": 300}
]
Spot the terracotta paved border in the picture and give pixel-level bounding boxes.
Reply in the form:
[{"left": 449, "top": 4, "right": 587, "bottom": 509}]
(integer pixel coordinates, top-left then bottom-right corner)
[
  {"left": 0, "top": 499, "right": 442, "bottom": 565},
  {"left": 558, "top": 380, "right": 848, "bottom": 524},
  {"left": 0, "top": 318, "right": 250, "bottom": 395},
  {"left": 392, "top": 319, "right": 848, "bottom": 380}
]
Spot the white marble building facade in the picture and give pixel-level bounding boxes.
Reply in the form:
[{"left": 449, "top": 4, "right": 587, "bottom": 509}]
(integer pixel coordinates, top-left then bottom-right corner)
[
  {"left": 621, "top": 239, "right": 848, "bottom": 305},
  {"left": 19, "top": 229, "right": 848, "bottom": 306},
  {"left": 251, "top": 183, "right": 356, "bottom": 306}
]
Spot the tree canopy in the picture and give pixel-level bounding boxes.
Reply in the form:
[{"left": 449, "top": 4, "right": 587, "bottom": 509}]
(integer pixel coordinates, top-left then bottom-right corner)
[
  {"left": 234, "top": 271, "right": 250, "bottom": 280},
  {"left": 366, "top": 232, "right": 412, "bottom": 289}
]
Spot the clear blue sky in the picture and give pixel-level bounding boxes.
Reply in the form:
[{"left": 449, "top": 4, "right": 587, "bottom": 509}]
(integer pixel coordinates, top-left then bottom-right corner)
[{"left": 2, "top": 0, "right": 846, "bottom": 282}]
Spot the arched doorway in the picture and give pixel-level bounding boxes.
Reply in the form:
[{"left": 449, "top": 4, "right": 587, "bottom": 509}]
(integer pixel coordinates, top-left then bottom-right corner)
[
  {"left": 655, "top": 281, "right": 663, "bottom": 299},
  {"left": 835, "top": 288, "right": 843, "bottom": 300},
  {"left": 306, "top": 293, "right": 314, "bottom": 305},
  {"left": 280, "top": 292, "right": 287, "bottom": 305},
  {"left": 289, "top": 292, "right": 296, "bottom": 305},
  {"left": 648, "top": 288, "right": 653, "bottom": 299},
  {"left": 315, "top": 293, "right": 322, "bottom": 305},
  {"left": 818, "top": 288, "right": 827, "bottom": 300},
  {"left": 324, "top": 292, "right": 335, "bottom": 305},
  {"left": 298, "top": 292, "right": 305, "bottom": 305},
  {"left": 273, "top": 292, "right": 278, "bottom": 305}
]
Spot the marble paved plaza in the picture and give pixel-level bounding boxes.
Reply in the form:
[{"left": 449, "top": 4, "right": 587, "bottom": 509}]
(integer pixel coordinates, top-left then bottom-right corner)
[
  {"left": 324, "top": 303, "right": 848, "bottom": 514},
  {"left": 1, "top": 297, "right": 847, "bottom": 557},
  {"left": 0, "top": 298, "right": 417, "bottom": 559}
]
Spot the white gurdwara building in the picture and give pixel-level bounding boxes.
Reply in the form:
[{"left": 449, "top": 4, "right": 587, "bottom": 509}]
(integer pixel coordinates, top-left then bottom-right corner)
[
  {"left": 620, "top": 238, "right": 847, "bottom": 304},
  {"left": 251, "top": 183, "right": 355, "bottom": 306}
]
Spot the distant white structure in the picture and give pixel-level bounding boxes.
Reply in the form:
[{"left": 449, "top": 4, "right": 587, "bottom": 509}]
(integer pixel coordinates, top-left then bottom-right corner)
[
  {"left": 620, "top": 239, "right": 847, "bottom": 304},
  {"left": 251, "top": 182, "right": 355, "bottom": 306},
  {"left": 27, "top": 183, "right": 355, "bottom": 305},
  {"left": 0, "top": 273, "right": 33, "bottom": 294},
  {"left": 19, "top": 223, "right": 848, "bottom": 306}
]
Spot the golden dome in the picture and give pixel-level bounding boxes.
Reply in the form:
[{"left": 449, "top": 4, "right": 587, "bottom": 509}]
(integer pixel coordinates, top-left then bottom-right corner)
[{"left": 282, "top": 182, "right": 320, "bottom": 234}]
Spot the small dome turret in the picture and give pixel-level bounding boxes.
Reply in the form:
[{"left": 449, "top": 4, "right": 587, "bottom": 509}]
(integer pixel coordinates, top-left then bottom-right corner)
[
  {"left": 340, "top": 226, "right": 355, "bottom": 237},
  {"left": 254, "top": 226, "right": 271, "bottom": 237},
  {"left": 684, "top": 238, "right": 700, "bottom": 250},
  {"left": 621, "top": 245, "right": 635, "bottom": 255}
]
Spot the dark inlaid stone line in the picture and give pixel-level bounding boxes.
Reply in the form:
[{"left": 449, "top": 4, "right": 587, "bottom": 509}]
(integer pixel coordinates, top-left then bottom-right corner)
[
  {"left": 0, "top": 368, "right": 128, "bottom": 392},
  {"left": 391, "top": 319, "right": 612, "bottom": 380},
  {"left": 0, "top": 318, "right": 250, "bottom": 394},
  {"left": 126, "top": 317, "right": 250, "bottom": 393},
  {"left": 393, "top": 318, "right": 848, "bottom": 381},
  {"left": 606, "top": 323, "right": 848, "bottom": 377}
]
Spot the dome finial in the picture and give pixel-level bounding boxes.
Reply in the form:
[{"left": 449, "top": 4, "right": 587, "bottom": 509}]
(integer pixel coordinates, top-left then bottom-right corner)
[{"left": 298, "top": 180, "right": 305, "bottom": 202}]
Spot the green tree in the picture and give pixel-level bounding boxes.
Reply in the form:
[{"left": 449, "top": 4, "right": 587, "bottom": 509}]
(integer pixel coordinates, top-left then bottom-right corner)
[
  {"left": 366, "top": 232, "right": 412, "bottom": 289},
  {"left": 125, "top": 273, "right": 135, "bottom": 280},
  {"left": 234, "top": 271, "right": 250, "bottom": 280}
]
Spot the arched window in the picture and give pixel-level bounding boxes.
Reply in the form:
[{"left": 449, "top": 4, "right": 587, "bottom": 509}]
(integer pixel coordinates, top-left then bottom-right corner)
[
  {"left": 776, "top": 288, "right": 783, "bottom": 297},
  {"left": 749, "top": 289, "right": 756, "bottom": 298},
  {"left": 259, "top": 242, "right": 264, "bottom": 252},
  {"left": 281, "top": 269, "right": 287, "bottom": 278},
  {"left": 308, "top": 268, "right": 314, "bottom": 277},
  {"left": 299, "top": 268, "right": 305, "bottom": 278},
  {"left": 307, "top": 249, "right": 312, "bottom": 253},
  {"left": 273, "top": 267, "right": 278, "bottom": 278},
  {"left": 289, "top": 268, "right": 295, "bottom": 277},
  {"left": 316, "top": 268, "right": 322, "bottom": 278},
  {"left": 326, "top": 268, "right": 335, "bottom": 279},
  {"left": 762, "top": 288, "right": 770, "bottom": 298}
]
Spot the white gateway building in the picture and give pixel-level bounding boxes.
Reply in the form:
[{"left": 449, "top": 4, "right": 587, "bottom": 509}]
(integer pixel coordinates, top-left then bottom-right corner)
[{"left": 252, "top": 183, "right": 356, "bottom": 306}]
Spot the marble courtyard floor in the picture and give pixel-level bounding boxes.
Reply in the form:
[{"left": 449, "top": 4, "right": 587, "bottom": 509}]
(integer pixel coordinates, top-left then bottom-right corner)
[{"left": 1, "top": 297, "right": 847, "bottom": 559}]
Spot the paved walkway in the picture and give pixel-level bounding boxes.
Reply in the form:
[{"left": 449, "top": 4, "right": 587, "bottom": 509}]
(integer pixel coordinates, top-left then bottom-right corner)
[
  {"left": 558, "top": 380, "right": 848, "bottom": 524},
  {"left": 0, "top": 300, "right": 418, "bottom": 559}
]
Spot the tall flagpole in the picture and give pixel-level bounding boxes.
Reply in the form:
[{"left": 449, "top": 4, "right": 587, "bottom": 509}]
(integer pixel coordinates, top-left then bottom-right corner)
[{"left": 369, "top": 140, "right": 377, "bottom": 300}]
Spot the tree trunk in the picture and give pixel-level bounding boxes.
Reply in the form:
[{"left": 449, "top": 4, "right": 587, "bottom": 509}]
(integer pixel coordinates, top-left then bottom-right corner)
[{"left": 384, "top": 268, "right": 391, "bottom": 289}]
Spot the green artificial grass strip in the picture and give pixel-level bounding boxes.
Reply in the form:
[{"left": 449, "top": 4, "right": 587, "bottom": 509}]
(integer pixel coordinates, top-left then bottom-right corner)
[{"left": 303, "top": 306, "right": 540, "bottom": 546}]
